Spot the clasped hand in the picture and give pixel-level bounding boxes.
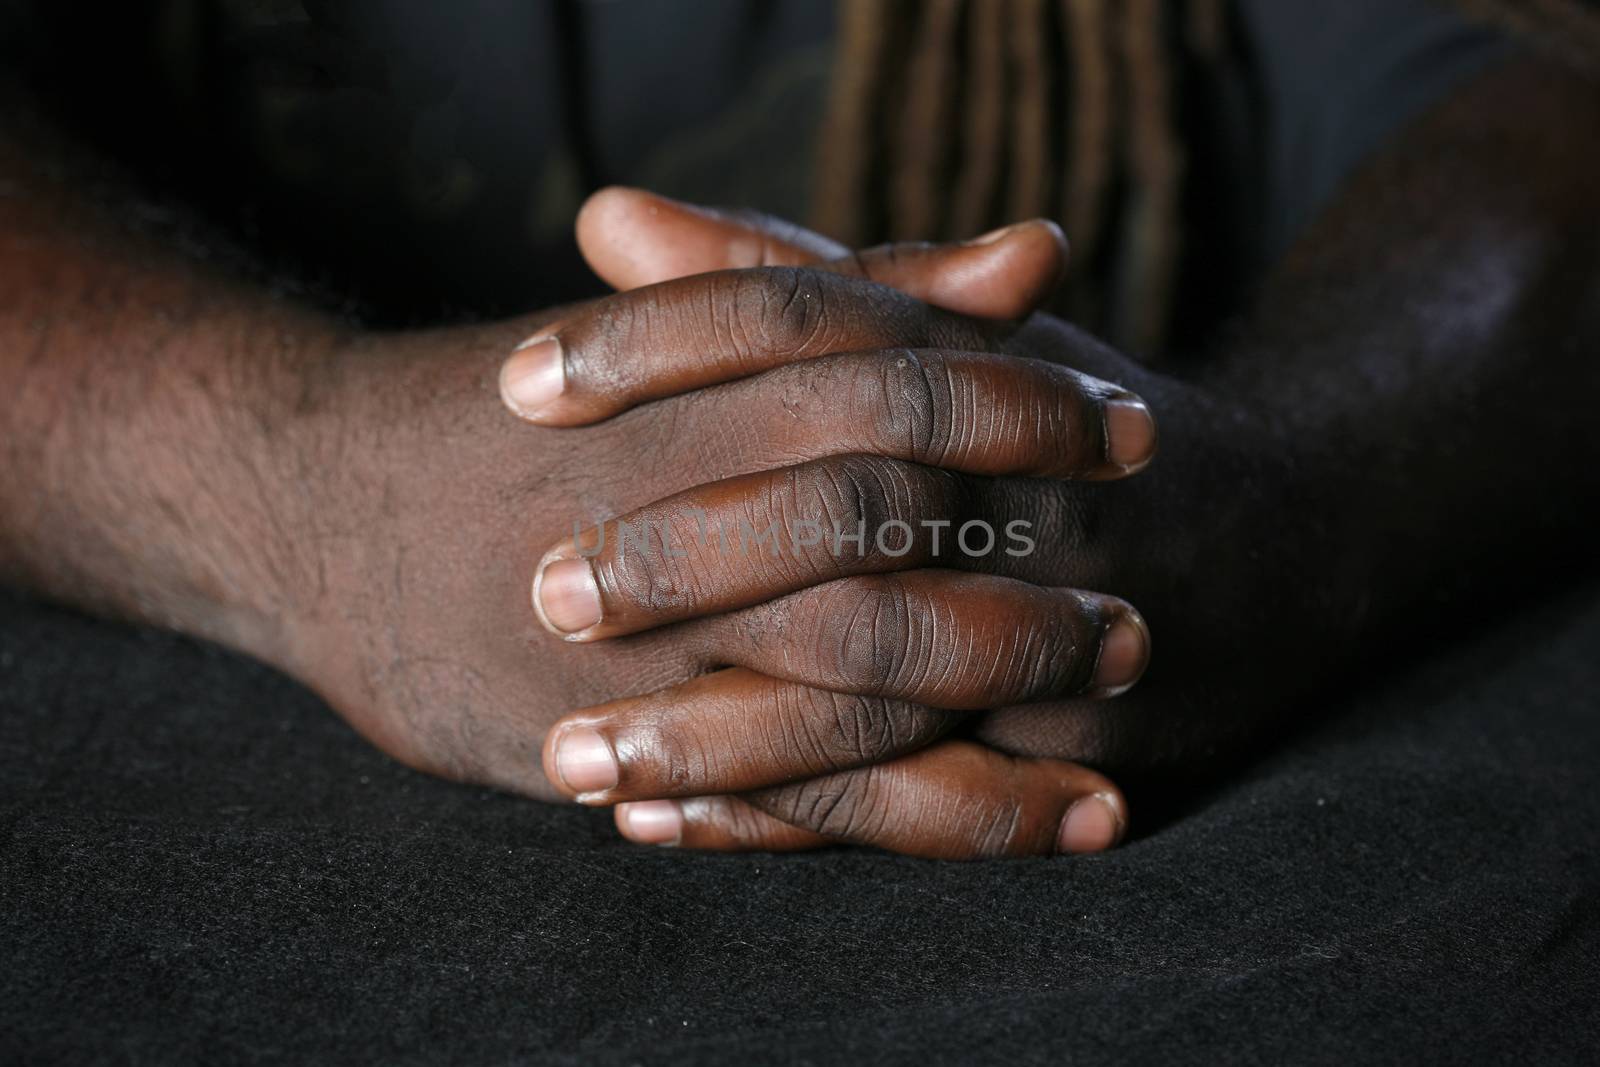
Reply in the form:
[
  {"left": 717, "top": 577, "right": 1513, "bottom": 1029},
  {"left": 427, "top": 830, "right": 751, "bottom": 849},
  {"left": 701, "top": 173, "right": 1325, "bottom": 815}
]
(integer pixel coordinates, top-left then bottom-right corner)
[{"left": 514, "top": 189, "right": 1159, "bottom": 858}]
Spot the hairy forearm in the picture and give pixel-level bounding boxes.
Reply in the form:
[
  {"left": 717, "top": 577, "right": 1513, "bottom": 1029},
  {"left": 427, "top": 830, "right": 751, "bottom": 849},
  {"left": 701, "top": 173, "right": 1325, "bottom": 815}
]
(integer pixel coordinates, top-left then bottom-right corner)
[{"left": 0, "top": 106, "right": 340, "bottom": 659}]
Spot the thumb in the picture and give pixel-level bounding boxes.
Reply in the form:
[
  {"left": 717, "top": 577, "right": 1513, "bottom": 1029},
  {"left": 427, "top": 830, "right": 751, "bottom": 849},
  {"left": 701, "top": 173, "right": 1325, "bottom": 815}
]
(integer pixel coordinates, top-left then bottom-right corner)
[
  {"left": 577, "top": 186, "right": 1068, "bottom": 320},
  {"left": 576, "top": 186, "right": 845, "bottom": 286}
]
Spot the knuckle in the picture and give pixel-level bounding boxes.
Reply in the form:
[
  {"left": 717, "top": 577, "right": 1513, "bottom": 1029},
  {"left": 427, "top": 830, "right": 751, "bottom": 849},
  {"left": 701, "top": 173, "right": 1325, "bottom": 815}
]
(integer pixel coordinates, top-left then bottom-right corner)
[
  {"left": 592, "top": 523, "right": 698, "bottom": 616},
  {"left": 797, "top": 688, "right": 938, "bottom": 770},
  {"left": 1009, "top": 597, "right": 1096, "bottom": 698},
  {"left": 807, "top": 455, "right": 901, "bottom": 544},
  {"left": 809, "top": 579, "right": 1097, "bottom": 705},
  {"left": 758, "top": 767, "right": 890, "bottom": 841},
  {"left": 818, "top": 575, "right": 930, "bottom": 696},
  {"left": 823, "top": 690, "right": 902, "bottom": 764},
  {"left": 759, "top": 683, "right": 835, "bottom": 774},
  {"left": 738, "top": 267, "right": 832, "bottom": 358},
  {"left": 872, "top": 349, "right": 957, "bottom": 465},
  {"left": 809, "top": 453, "right": 962, "bottom": 559},
  {"left": 627, "top": 721, "right": 717, "bottom": 791}
]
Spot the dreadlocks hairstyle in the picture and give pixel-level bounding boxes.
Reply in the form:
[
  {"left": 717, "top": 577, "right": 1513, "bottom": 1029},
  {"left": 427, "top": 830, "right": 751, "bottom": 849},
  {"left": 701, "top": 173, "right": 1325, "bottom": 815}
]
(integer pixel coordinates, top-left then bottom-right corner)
[
  {"left": 810, "top": 0, "right": 1600, "bottom": 357},
  {"left": 810, "top": 0, "right": 1225, "bottom": 356}
]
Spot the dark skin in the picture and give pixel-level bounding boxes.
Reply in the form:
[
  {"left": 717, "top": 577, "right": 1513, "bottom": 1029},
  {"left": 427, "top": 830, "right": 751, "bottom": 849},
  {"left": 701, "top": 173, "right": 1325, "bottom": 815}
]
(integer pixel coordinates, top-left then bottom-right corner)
[
  {"left": 3, "top": 59, "right": 1598, "bottom": 858},
  {"left": 533, "top": 58, "right": 1600, "bottom": 852},
  {"left": 0, "top": 98, "right": 1146, "bottom": 857}
]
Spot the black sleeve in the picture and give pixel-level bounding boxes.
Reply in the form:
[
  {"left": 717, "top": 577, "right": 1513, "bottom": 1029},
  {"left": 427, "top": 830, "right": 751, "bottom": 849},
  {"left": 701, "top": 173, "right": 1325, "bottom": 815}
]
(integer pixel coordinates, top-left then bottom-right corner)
[{"left": 1234, "top": 0, "right": 1516, "bottom": 258}]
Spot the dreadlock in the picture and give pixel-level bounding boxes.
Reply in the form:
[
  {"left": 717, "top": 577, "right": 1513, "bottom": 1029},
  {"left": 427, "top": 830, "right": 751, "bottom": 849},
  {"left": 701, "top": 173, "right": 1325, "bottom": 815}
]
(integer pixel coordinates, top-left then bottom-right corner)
[{"left": 810, "top": 0, "right": 1599, "bottom": 356}]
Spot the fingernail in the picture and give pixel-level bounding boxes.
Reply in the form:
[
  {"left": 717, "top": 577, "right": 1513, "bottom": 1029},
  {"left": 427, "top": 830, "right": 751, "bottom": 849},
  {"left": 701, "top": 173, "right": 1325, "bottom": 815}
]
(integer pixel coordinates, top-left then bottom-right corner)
[
  {"left": 535, "top": 558, "right": 602, "bottom": 635},
  {"left": 554, "top": 726, "right": 619, "bottom": 796},
  {"left": 500, "top": 336, "right": 564, "bottom": 417},
  {"left": 1057, "top": 792, "right": 1126, "bottom": 853},
  {"left": 1103, "top": 397, "right": 1157, "bottom": 471},
  {"left": 617, "top": 800, "right": 683, "bottom": 846},
  {"left": 1092, "top": 612, "right": 1148, "bottom": 692}
]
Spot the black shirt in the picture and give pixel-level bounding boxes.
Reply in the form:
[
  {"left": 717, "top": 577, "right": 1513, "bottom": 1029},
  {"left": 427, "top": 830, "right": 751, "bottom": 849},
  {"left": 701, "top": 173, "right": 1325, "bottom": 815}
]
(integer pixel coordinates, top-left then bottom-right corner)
[{"left": 6, "top": 0, "right": 1511, "bottom": 327}]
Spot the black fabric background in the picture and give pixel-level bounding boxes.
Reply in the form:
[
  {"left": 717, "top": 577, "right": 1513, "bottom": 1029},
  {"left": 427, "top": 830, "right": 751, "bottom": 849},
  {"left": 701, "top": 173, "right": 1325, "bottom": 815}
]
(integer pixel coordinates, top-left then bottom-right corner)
[
  {"left": 2, "top": 3, "right": 1596, "bottom": 1061},
  {"left": 3, "top": 581, "right": 1597, "bottom": 1065}
]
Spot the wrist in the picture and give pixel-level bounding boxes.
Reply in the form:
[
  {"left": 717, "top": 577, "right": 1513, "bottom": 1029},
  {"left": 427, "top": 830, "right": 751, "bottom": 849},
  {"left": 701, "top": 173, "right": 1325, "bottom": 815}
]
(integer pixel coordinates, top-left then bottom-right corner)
[
  {"left": 5, "top": 292, "right": 352, "bottom": 669},
  {"left": 199, "top": 310, "right": 357, "bottom": 669}
]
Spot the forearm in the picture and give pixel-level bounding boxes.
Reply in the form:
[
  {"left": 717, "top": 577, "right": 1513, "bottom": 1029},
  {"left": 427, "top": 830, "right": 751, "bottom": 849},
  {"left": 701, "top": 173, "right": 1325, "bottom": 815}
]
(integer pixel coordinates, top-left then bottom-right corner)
[
  {"left": 972, "top": 58, "right": 1600, "bottom": 775},
  {"left": 1213, "top": 59, "right": 1600, "bottom": 624},
  {"left": 0, "top": 104, "right": 340, "bottom": 660}
]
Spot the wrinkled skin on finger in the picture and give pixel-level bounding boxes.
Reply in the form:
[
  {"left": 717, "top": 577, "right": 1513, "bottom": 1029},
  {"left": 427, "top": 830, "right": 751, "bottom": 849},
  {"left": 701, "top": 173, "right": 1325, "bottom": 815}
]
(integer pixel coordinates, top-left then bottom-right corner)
[
  {"left": 291, "top": 192, "right": 1321, "bottom": 837},
  {"left": 615, "top": 741, "right": 1131, "bottom": 861},
  {"left": 304, "top": 58, "right": 1600, "bottom": 843},
  {"left": 575, "top": 185, "right": 1071, "bottom": 319},
  {"left": 527, "top": 359, "right": 1151, "bottom": 641},
  {"left": 281, "top": 227, "right": 1126, "bottom": 804},
  {"left": 549, "top": 190, "right": 1329, "bottom": 797}
]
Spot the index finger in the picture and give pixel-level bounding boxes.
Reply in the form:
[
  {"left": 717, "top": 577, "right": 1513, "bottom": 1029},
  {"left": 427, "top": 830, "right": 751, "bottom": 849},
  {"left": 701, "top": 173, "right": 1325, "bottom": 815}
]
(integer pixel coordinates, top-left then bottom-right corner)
[{"left": 498, "top": 266, "right": 1001, "bottom": 425}]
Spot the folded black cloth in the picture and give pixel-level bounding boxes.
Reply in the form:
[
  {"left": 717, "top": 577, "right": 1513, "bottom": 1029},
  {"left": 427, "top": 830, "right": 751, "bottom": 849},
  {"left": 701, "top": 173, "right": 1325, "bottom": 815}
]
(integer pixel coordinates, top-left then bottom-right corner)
[{"left": 3, "top": 584, "right": 1598, "bottom": 1065}]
